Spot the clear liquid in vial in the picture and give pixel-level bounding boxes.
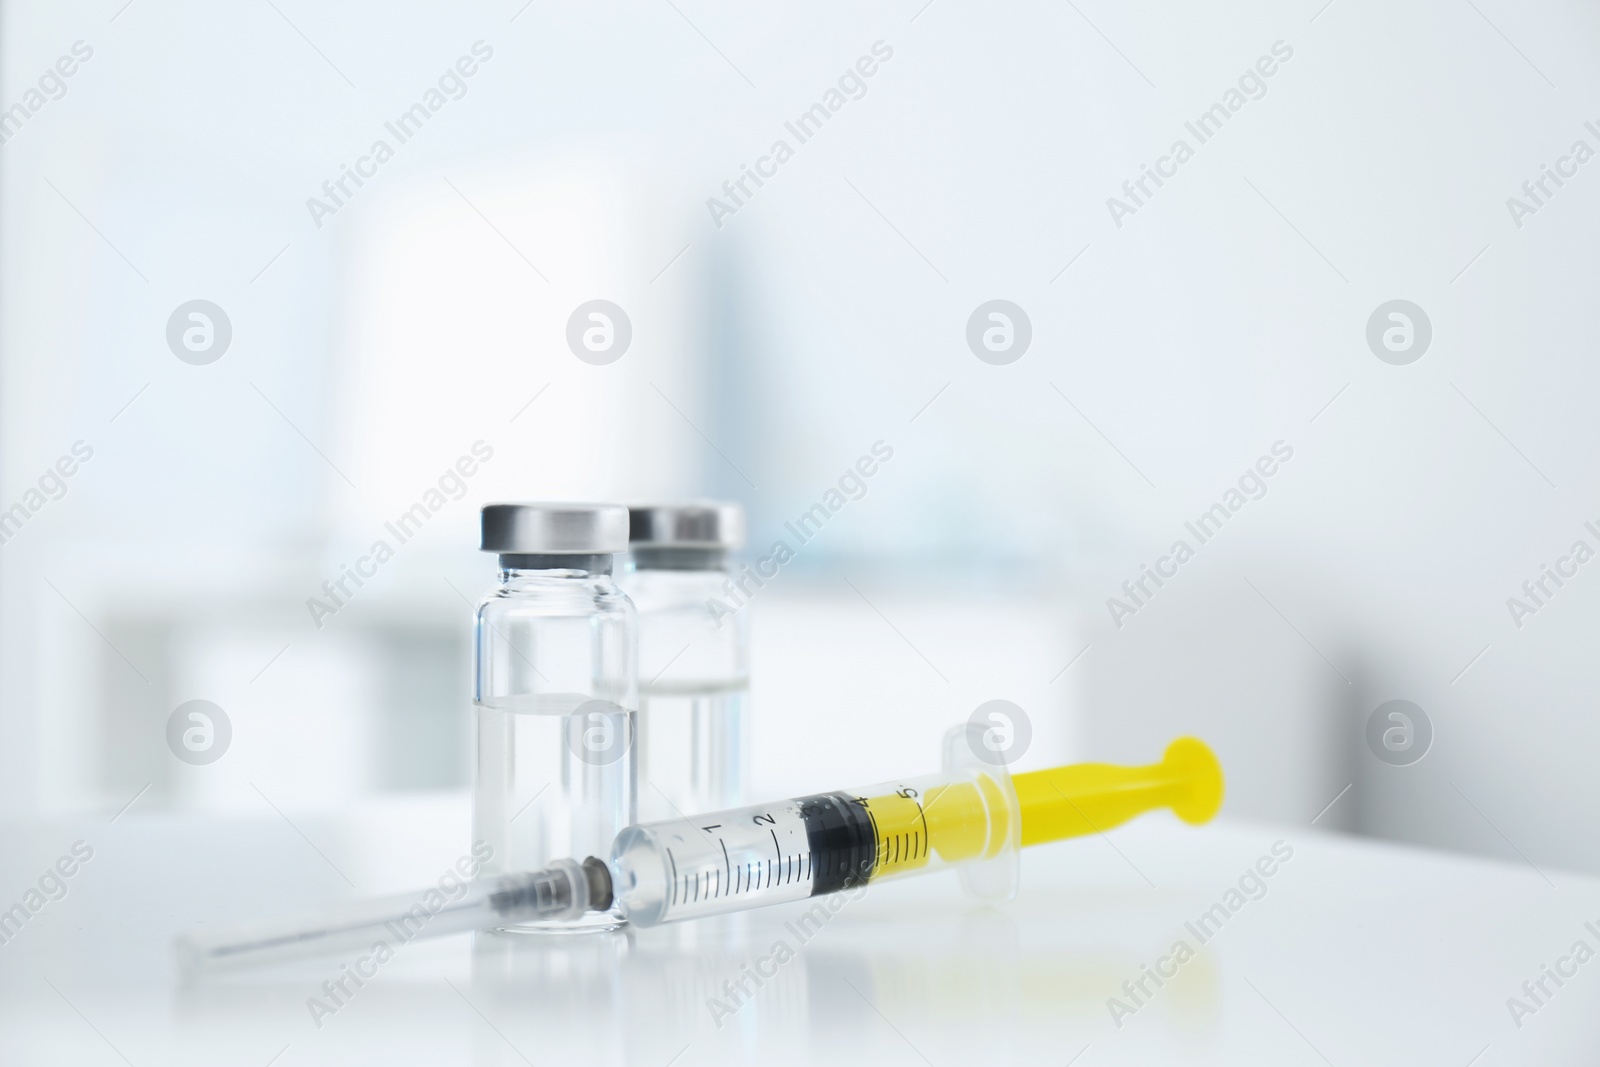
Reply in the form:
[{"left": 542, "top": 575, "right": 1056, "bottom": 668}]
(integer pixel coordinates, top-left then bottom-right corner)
[
  {"left": 474, "top": 694, "right": 635, "bottom": 932},
  {"left": 637, "top": 679, "right": 746, "bottom": 822}
]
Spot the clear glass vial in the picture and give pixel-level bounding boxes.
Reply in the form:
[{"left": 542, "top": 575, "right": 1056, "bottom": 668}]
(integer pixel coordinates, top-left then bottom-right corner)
[
  {"left": 474, "top": 503, "right": 637, "bottom": 932},
  {"left": 624, "top": 503, "right": 749, "bottom": 821}
]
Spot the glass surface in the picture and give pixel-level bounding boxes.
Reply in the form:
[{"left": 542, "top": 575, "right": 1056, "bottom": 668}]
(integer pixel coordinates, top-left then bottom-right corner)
[
  {"left": 624, "top": 563, "right": 749, "bottom": 822},
  {"left": 474, "top": 563, "right": 637, "bottom": 932}
]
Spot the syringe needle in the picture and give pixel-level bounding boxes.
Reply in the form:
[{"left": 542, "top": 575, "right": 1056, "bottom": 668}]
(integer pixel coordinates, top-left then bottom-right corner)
[{"left": 175, "top": 858, "right": 611, "bottom": 975}]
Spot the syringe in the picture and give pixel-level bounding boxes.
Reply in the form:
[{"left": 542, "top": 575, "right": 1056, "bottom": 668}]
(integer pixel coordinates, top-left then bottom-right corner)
[{"left": 177, "top": 733, "right": 1222, "bottom": 972}]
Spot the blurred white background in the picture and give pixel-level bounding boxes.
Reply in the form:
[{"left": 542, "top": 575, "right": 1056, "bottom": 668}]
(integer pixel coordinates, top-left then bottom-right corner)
[{"left": 3, "top": 0, "right": 1599, "bottom": 884}]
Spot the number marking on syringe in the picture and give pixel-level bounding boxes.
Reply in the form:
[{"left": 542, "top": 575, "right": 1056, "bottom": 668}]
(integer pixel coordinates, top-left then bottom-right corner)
[
  {"left": 651, "top": 797, "right": 868, "bottom": 914},
  {"left": 869, "top": 786, "right": 930, "bottom": 874}
]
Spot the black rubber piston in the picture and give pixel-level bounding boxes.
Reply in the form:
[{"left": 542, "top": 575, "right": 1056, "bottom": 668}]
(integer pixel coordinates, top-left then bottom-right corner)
[{"left": 797, "top": 792, "right": 878, "bottom": 895}]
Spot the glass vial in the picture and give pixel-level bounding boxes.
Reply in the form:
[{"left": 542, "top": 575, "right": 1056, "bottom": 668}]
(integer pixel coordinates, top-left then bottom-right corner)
[
  {"left": 624, "top": 503, "right": 749, "bottom": 821},
  {"left": 474, "top": 503, "right": 637, "bottom": 932}
]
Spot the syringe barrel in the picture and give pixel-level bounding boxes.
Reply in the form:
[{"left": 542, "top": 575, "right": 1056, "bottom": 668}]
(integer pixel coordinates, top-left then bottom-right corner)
[
  {"left": 175, "top": 859, "right": 606, "bottom": 974},
  {"left": 610, "top": 764, "right": 1017, "bottom": 927}
]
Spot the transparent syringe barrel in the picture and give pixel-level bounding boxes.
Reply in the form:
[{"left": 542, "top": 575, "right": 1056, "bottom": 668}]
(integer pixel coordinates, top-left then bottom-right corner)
[{"left": 610, "top": 763, "right": 1017, "bottom": 927}]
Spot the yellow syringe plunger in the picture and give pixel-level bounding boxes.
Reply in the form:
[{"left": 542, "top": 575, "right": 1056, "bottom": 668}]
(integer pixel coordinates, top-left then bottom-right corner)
[
  {"left": 1011, "top": 737, "right": 1224, "bottom": 848},
  {"left": 922, "top": 728, "right": 1223, "bottom": 904}
]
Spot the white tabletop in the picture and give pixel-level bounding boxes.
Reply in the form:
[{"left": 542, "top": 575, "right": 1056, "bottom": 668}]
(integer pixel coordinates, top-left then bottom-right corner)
[{"left": 0, "top": 808, "right": 1593, "bottom": 1065}]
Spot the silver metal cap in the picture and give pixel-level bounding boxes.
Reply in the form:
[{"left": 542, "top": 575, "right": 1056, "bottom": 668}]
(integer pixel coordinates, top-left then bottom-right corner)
[
  {"left": 628, "top": 502, "right": 745, "bottom": 548},
  {"left": 481, "top": 503, "right": 630, "bottom": 554}
]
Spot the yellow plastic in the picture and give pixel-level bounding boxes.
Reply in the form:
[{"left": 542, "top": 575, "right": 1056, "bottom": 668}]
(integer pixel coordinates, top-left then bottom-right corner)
[
  {"left": 863, "top": 787, "right": 936, "bottom": 876},
  {"left": 1011, "top": 737, "right": 1224, "bottom": 848},
  {"left": 853, "top": 737, "right": 1220, "bottom": 889},
  {"left": 858, "top": 771, "right": 1017, "bottom": 878}
]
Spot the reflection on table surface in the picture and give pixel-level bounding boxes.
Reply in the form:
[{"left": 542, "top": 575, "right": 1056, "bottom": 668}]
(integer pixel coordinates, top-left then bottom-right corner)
[{"left": 0, "top": 814, "right": 1595, "bottom": 1064}]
